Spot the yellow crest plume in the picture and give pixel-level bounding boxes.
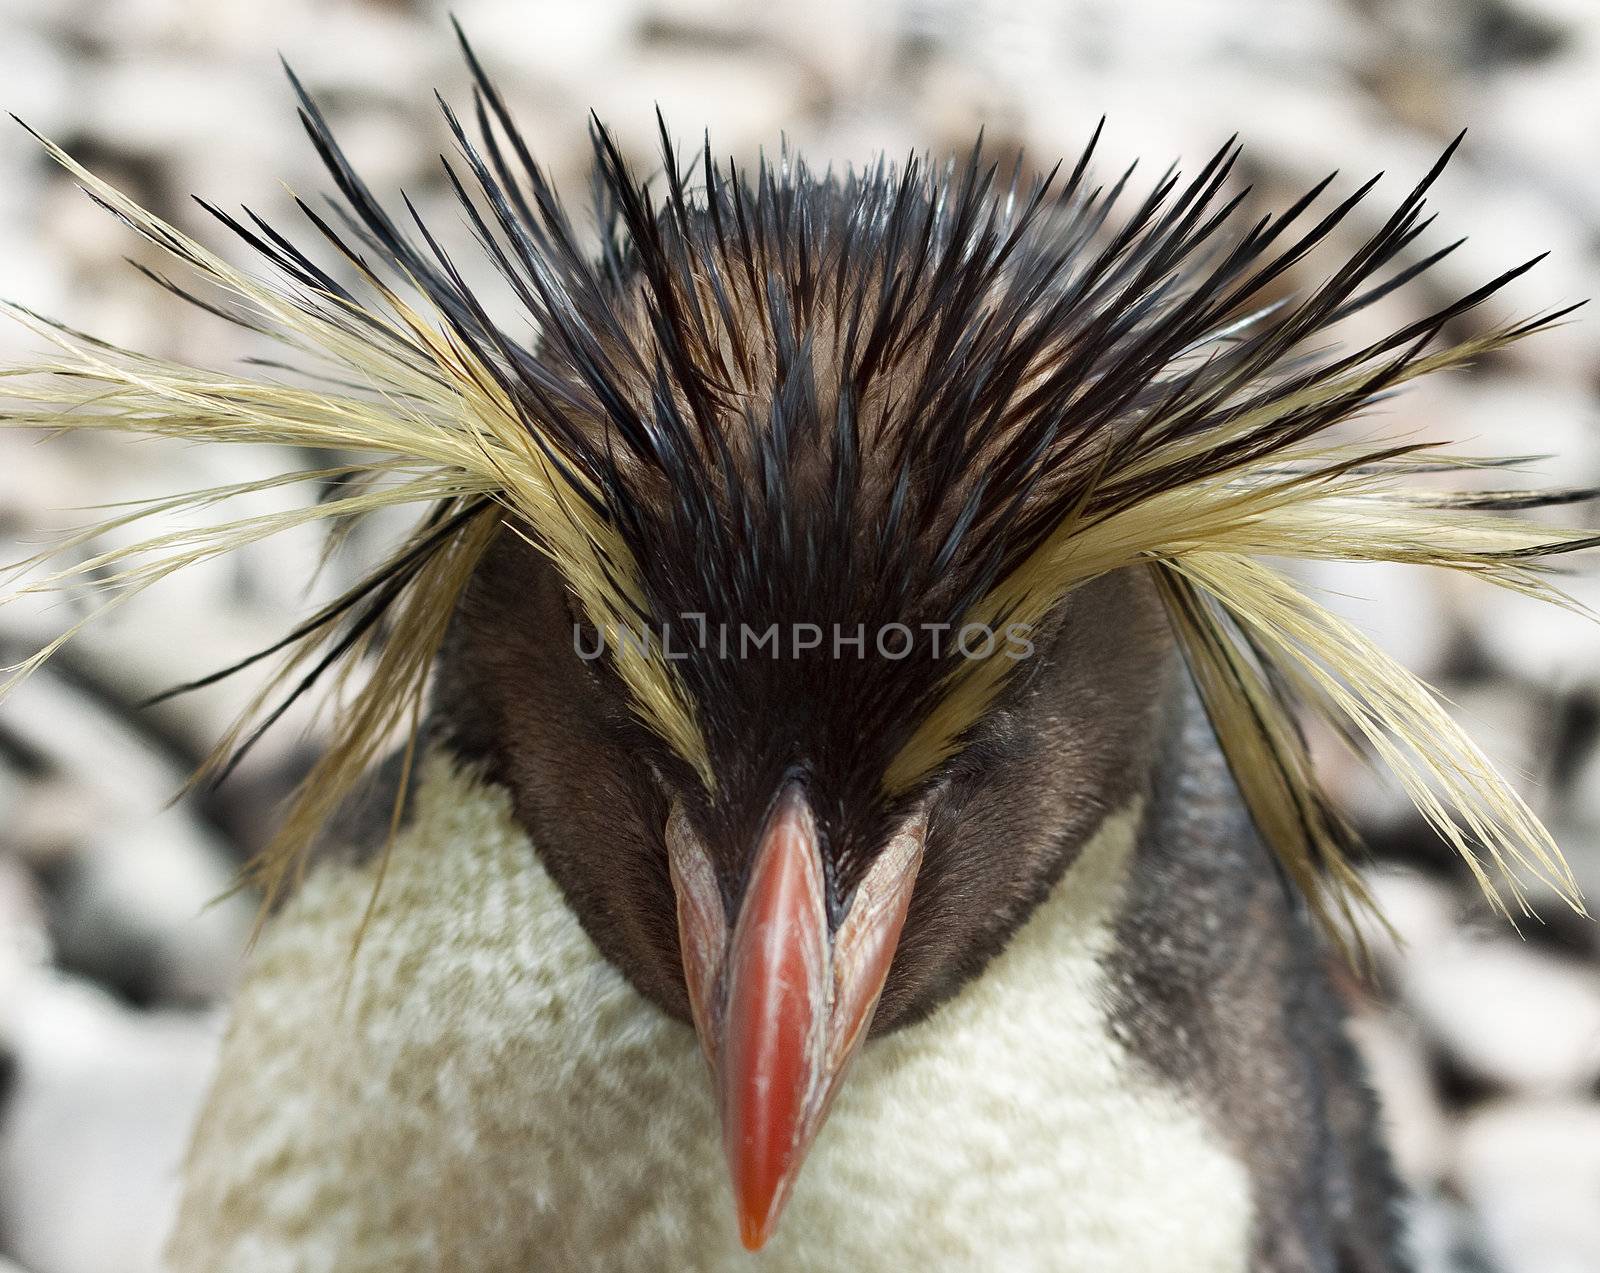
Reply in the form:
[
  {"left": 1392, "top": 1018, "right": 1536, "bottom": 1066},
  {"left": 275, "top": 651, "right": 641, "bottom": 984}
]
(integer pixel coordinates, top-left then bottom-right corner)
[{"left": 1, "top": 120, "right": 709, "bottom": 908}]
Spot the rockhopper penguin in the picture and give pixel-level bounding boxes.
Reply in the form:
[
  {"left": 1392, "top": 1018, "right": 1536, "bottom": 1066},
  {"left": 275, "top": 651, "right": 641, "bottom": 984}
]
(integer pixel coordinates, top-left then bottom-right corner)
[{"left": 2, "top": 30, "right": 1594, "bottom": 1273}]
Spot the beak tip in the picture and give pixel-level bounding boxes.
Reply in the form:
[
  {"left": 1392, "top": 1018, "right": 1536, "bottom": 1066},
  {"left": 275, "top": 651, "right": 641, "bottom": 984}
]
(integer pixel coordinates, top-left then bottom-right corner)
[
  {"left": 737, "top": 1193, "right": 780, "bottom": 1251},
  {"left": 738, "top": 1217, "right": 770, "bottom": 1252},
  {"left": 732, "top": 1161, "right": 789, "bottom": 1250}
]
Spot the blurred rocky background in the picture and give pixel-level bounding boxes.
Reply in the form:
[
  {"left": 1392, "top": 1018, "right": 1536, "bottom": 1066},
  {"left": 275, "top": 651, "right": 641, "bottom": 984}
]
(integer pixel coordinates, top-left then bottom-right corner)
[{"left": 0, "top": 1, "right": 1597, "bottom": 1270}]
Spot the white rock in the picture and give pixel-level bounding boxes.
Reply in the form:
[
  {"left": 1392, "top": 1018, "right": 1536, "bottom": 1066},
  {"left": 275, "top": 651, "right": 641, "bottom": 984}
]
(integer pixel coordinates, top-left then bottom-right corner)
[
  {"left": 0, "top": 849, "right": 52, "bottom": 1019},
  {"left": 761, "top": 0, "right": 891, "bottom": 90},
  {"left": 1293, "top": 559, "right": 1455, "bottom": 681},
  {"left": 0, "top": 972, "right": 220, "bottom": 1273},
  {"left": 1457, "top": 570, "right": 1600, "bottom": 691},
  {"left": 1402, "top": 1194, "right": 1492, "bottom": 1273},
  {"left": 4, "top": 772, "right": 101, "bottom": 870},
  {"left": 1448, "top": 682, "right": 1549, "bottom": 801},
  {"left": 585, "top": 49, "right": 811, "bottom": 157},
  {"left": 1400, "top": 934, "right": 1600, "bottom": 1094},
  {"left": 0, "top": 26, "right": 74, "bottom": 138},
  {"left": 271, "top": 9, "right": 438, "bottom": 104},
  {"left": 52, "top": 809, "right": 253, "bottom": 1003},
  {"left": 79, "top": 58, "right": 284, "bottom": 162},
  {"left": 1454, "top": 1099, "right": 1600, "bottom": 1273},
  {"left": 1356, "top": 867, "right": 1459, "bottom": 972},
  {"left": 1, "top": 676, "right": 176, "bottom": 820},
  {"left": 5, "top": 430, "right": 342, "bottom": 775},
  {"left": 1, "top": 674, "right": 252, "bottom": 1002},
  {"left": 1478, "top": 59, "right": 1600, "bottom": 221},
  {"left": 451, "top": 0, "right": 642, "bottom": 94},
  {"left": 1547, "top": 647, "right": 1600, "bottom": 906},
  {"left": 1347, "top": 1008, "right": 1453, "bottom": 1188},
  {"left": 1416, "top": 376, "right": 1600, "bottom": 494},
  {"left": 1555, "top": 774, "right": 1600, "bottom": 917}
]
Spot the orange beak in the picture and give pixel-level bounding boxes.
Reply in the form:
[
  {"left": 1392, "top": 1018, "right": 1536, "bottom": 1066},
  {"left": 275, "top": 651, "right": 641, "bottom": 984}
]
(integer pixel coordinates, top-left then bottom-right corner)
[{"left": 667, "top": 784, "right": 924, "bottom": 1250}]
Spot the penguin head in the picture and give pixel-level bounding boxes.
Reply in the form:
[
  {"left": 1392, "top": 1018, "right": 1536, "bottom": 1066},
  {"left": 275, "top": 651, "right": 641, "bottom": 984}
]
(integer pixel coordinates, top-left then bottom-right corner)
[{"left": 436, "top": 526, "right": 1176, "bottom": 1247}]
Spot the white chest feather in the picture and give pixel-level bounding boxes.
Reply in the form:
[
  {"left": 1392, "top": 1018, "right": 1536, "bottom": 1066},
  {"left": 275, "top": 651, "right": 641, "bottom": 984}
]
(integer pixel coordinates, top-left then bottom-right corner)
[{"left": 167, "top": 757, "right": 1252, "bottom": 1272}]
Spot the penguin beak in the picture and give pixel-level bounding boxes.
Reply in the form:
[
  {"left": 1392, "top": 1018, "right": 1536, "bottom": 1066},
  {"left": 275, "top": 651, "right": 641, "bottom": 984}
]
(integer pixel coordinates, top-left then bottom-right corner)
[{"left": 667, "top": 784, "right": 924, "bottom": 1250}]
